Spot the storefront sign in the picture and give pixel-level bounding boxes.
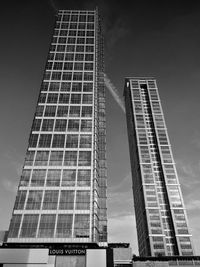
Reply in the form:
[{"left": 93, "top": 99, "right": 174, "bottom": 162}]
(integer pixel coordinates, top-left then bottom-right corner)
[{"left": 49, "top": 248, "right": 86, "bottom": 256}]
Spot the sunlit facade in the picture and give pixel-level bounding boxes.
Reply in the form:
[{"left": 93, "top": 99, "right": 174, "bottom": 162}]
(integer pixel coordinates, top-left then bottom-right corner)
[
  {"left": 7, "top": 9, "right": 107, "bottom": 245},
  {"left": 124, "top": 77, "right": 194, "bottom": 256}
]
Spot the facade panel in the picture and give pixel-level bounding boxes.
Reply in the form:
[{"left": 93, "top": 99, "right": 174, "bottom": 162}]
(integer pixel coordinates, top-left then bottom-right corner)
[
  {"left": 7, "top": 9, "right": 107, "bottom": 245},
  {"left": 124, "top": 77, "right": 194, "bottom": 256}
]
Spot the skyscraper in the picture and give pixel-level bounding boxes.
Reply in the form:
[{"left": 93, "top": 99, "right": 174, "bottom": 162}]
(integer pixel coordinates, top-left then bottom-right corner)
[
  {"left": 124, "top": 77, "right": 194, "bottom": 257},
  {"left": 7, "top": 9, "right": 107, "bottom": 246}
]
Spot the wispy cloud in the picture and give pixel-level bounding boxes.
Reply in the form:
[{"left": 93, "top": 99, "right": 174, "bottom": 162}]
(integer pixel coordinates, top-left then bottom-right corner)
[
  {"left": 109, "top": 172, "right": 131, "bottom": 193},
  {"left": 104, "top": 74, "right": 125, "bottom": 113}
]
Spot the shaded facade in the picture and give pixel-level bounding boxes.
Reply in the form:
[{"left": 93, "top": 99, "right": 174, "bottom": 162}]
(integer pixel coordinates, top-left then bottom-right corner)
[
  {"left": 124, "top": 77, "right": 194, "bottom": 256},
  {"left": 7, "top": 9, "right": 107, "bottom": 245}
]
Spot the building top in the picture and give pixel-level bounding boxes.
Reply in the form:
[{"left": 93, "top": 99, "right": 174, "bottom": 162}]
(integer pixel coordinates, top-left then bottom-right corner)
[{"left": 125, "top": 77, "right": 156, "bottom": 80}]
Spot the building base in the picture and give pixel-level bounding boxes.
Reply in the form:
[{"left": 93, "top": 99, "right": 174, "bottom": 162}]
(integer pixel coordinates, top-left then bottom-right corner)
[{"left": 0, "top": 243, "right": 113, "bottom": 267}]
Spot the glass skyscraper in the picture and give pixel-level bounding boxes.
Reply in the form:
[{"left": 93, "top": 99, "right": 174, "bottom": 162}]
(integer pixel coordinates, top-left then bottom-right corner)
[
  {"left": 124, "top": 77, "right": 194, "bottom": 256},
  {"left": 7, "top": 9, "right": 107, "bottom": 245}
]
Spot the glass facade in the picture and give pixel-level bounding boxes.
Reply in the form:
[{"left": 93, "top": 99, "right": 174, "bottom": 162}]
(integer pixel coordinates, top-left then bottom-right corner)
[
  {"left": 7, "top": 9, "right": 107, "bottom": 245},
  {"left": 124, "top": 78, "right": 194, "bottom": 256}
]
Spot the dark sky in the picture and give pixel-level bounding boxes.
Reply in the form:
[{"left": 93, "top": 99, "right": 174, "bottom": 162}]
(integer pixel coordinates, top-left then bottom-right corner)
[{"left": 0, "top": 0, "right": 200, "bottom": 254}]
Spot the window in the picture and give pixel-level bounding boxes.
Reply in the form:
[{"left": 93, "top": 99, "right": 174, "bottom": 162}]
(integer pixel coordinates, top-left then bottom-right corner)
[
  {"left": 62, "top": 72, "right": 72, "bottom": 80},
  {"left": 14, "top": 190, "right": 27, "bottom": 210},
  {"left": 71, "top": 94, "right": 81, "bottom": 104},
  {"left": 63, "top": 62, "right": 73, "bottom": 70},
  {"left": 46, "top": 170, "right": 61, "bottom": 186},
  {"left": 32, "top": 119, "right": 41, "bottom": 131},
  {"left": 38, "top": 214, "right": 56, "bottom": 238},
  {"left": 31, "top": 169, "right": 46, "bottom": 186},
  {"left": 49, "top": 151, "right": 63, "bottom": 166},
  {"left": 48, "top": 52, "right": 55, "bottom": 60},
  {"left": 77, "top": 30, "right": 85, "bottom": 37},
  {"left": 82, "top": 94, "right": 92, "bottom": 104},
  {"left": 86, "top": 31, "right": 94, "bottom": 37},
  {"left": 72, "top": 82, "right": 82, "bottom": 92},
  {"left": 55, "top": 53, "right": 65, "bottom": 60},
  {"left": 88, "top": 15, "right": 94, "bottom": 22},
  {"left": 67, "top": 37, "right": 76, "bottom": 44},
  {"left": 50, "top": 45, "right": 56, "bottom": 52},
  {"left": 83, "top": 82, "right": 93, "bottom": 92},
  {"left": 47, "top": 93, "right": 58, "bottom": 103},
  {"left": 20, "top": 214, "right": 39, "bottom": 238},
  {"left": 62, "top": 170, "right": 76, "bottom": 186},
  {"left": 76, "top": 45, "right": 84, "bottom": 52},
  {"left": 41, "top": 81, "right": 49, "bottom": 91},
  {"left": 86, "top": 46, "right": 94, "bottom": 52},
  {"left": 78, "top": 23, "right": 86, "bottom": 30},
  {"left": 51, "top": 72, "right": 62, "bottom": 80},
  {"left": 82, "top": 106, "right": 92, "bottom": 117},
  {"left": 59, "top": 93, "right": 70, "bottom": 103},
  {"left": 71, "top": 14, "right": 78, "bottom": 21},
  {"left": 58, "top": 37, "right": 67, "bottom": 43},
  {"left": 84, "top": 72, "right": 93, "bottom": 81},
  {"left": 24, "top": 151, "right": 35, "bottom": 166},
  {"left": 77, "top": 38, "right": 85, "bottom": 44},
  {"left": 34, "top": 151, "right": 49, "bottom": 166},
  {"left": 63, "top": 14, "right": 70, "bottom": 20},
  {"left": 69, "top": 106, "right": 80, "bottom": 117},
  {"left": 38, "top": 134, "right": 52, "bottom": 147},
  {"left": 59, "top": 190, "right": 74, "bottom": 209},
  {"left": 56, "top": 214, "right": 73, "bottom": 238},
  {"left": 52, "top": 134, "right": 65, "bottom": 147},
  {"left": 8, "top": 214, "right": 22, "bottom": 238},
  {"left": 81, "top": 120, "right": 92, "bottom": 131},
  {"left": 66, "top": 134, "right": 79, "bottom": 148},
  {"left": 57, "top": 106, "right": 68, "bottom": 117},
  {"left": 42, "top": 190, "right": 59, "bottom": 209},
  {"left": 26, "top": 190, "right": 43, "bottom": 210},
  {"left": 29, "top": 134, "right": 38, "bottom": 147},
  {"left": 79, "top": 14, "right": 86, "bottom": 22},
  {"left": 57, "top": 44, "right": 65, "bottom": 51},
  {"left": 20, "top": 170, "right": 31, "bottom": 186},
  {"left": 77, "top": 170, "right": 91, "bottom": 186},
  {"left": 85, "top": 63, "right": 93, "bottom": 70},
  {"left": 42, "top": 119, "right": 54, "bottom": 131},
  {"left": 44, "top": 106, "right": 56, "bottom": 117},
  {"left": 55, "top": 119, "right": 67, "bottom": 131},
  {"left": 86, "top": 38, "right": 94, "bottom": 44},
  {"left": 53, "top": 62, "right": 63, "bottom": 70},
  {"left": 74, "top": 62, "right": 83, "bottom": 71},
  {"left": 60, "top": 82, "right": 71, "bottom": 91},
  {"left": 87, "top": 23, "right": 94, "bottom": 30},
  {"left": 60, "top": 30, "right": 68, "bottom": 36},
  {"left": 66, "top": 45, "right": 75, "bottom": 52},
  {"left": 44, "top": 71, "right": 51, "bottom": 80},
  {"left": 65, "top": 53, "right": 74, "bottom": 61},
  {"left": 78, "top": 151, "right": 91, "bottom": 166},
  {"left": 64, "top": 151, "right": 77, "bottom": 166},
  {"left": 73, "top": 72, "right": 83, "bottom": 80},
  {"left": 68, "top": 119, "right": 80, "bottom": 131},
  {"left": 80, "top": 135, "right": 92, "bottom": 148},
  {"left": 74, "top": 214, "right": 89, "bottom": 238}
]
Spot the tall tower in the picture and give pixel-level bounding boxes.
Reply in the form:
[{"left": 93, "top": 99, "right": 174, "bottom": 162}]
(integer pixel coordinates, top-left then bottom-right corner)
[
  {"left": 124, "top": 77, "right": 194, "bottom": 256},
  {"left": 7, "top": 9, "right": 107, "bottom": 245}
]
